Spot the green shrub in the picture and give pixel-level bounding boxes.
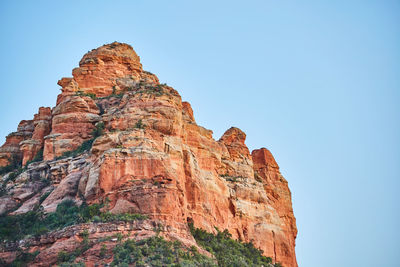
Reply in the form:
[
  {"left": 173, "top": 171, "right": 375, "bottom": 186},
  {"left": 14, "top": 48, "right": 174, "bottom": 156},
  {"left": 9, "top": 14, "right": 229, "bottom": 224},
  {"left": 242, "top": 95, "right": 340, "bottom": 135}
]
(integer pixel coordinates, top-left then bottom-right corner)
[
  {"left": 58, "top": 262, "right": 85, "bottom": 267},
  {"left": 57, "top": 230, "right": 92, "bottom": 265},
  {"left": 96, "top": 103, "right": 105, "bottom": 115},
  {"left": 0, "top": 210, "right": 42, "bottom": 241},
  {"left": 75, "top": 90, "right": 97, "bottom": 100},
  {"left": 39, "top": 190, "right": 52, "bottom": 204},
  {"left": 57, "top": 250, "right": 72, "bottom": 263},
  {"left": 58, "top": 139, "right": 94, "bottom": 159},
  {"left": 8, "top": 249, "right": 39, "bottom": 267},
  {"left": 219, "top": 174, "right": 244, "bottom": 183},
  {"left": 134, "top": 119, "right": 145, "bottom": 129},
  {"left": 92, "top": 215, "right": 101, "bottom": 223},
  {"left": 99, "top": 244, "right": 107, "bottom": 258},
  {"left": 4, "top": 169, "right": 22, "bottom": 183},
  {"left": 189, "top": 223, "right": 281, "bottom": 267},
  {"left": 0, "top": 166, "right": 26, "bottom": 197},
  {"left": 92, "top": 122, "right": 105, "bottom": 138},
  {"left": 111, "top": 236, "right": 215, "bottom": 266},
  {"left": 0, "top": 200, "right": 146, "bottom": 242},
  {"left": 98, "top": 211, "right": 147, "bottom": 222},
  {"left": 111, "top": 87, "right": 124, "bottom": 98}
]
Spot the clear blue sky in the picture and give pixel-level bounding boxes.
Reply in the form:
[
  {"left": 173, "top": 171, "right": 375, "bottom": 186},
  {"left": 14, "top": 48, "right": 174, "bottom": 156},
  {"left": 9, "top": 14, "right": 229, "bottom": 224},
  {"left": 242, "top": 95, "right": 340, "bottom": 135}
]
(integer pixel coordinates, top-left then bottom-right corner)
[{"left": 1, "top": 1, "right": 399, "bottom": 266}]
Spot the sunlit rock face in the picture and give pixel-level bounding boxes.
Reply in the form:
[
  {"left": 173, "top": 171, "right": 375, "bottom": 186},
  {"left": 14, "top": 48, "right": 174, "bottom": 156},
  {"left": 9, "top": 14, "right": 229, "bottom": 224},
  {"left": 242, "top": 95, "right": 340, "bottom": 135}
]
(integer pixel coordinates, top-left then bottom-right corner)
[
  {"left": 0, "top": 42, "right": 298, "bottom": 267},
  {"left": 72, "top": 42, "right": 143, "bottom": 97}
]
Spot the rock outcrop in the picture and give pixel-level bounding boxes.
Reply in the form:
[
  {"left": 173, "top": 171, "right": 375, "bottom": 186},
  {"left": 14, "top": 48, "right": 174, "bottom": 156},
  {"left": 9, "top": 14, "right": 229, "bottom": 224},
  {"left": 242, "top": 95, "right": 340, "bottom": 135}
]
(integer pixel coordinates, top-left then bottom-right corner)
[
  {"left": 0, "top": 42, "right": 297, "bottom": 266},
  {"left": 20, "top": 107, "right": 52, "bottom": 166},
  {"left": 72, "top": 42, "right": 142, "bottom": 97},
  {"left": 0, "top": 120, "right": 34, "bottom": 167}
]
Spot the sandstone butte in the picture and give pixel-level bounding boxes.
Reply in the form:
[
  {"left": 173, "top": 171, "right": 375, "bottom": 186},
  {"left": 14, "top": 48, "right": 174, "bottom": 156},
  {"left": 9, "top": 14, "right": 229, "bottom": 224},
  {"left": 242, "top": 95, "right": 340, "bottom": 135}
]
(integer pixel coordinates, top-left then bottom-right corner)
[{"left": 0, "top": 42, "right": 298, "bottom": 266}]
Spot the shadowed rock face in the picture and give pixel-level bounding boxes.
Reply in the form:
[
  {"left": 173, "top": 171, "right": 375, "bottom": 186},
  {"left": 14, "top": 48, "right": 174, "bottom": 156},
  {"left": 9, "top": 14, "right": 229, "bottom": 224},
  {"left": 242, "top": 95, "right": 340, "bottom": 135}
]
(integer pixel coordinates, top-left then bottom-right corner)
[
  {"left": 20, "top": 107, "right": 52, "bottom": 166},
  {"left": 0, "top": 42, "right": 298, "bottom": 267}
]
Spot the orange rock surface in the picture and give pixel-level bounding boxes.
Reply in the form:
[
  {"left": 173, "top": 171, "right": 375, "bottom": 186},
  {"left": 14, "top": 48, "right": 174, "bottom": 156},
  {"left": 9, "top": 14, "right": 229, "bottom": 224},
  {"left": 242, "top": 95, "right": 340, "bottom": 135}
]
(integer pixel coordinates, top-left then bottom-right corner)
[
  {"left": 20, "top": 107, "right": 52, "bottom": 166},
  {"left": 0, "top": 42, "right": 298, "bottom": 266},
  {"left": 72, "top": 42, "right": 142, "bottom": 97},
  {"left": 0, "top": 120, "right": 34, "bottom": 167}
]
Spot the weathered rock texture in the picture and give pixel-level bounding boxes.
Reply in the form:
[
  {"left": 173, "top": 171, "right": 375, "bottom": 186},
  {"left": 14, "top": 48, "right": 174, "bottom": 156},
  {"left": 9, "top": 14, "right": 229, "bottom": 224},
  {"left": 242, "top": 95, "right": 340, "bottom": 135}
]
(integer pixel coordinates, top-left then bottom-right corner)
[
  {"left": 0, "top": 120, "right": 34, "bottom": 167},
  {"left": 20, "top": 107, "right": 52, "bottom": 166},
  {"left": 0, "top": 42, "right": 297, "bottom": 266}
]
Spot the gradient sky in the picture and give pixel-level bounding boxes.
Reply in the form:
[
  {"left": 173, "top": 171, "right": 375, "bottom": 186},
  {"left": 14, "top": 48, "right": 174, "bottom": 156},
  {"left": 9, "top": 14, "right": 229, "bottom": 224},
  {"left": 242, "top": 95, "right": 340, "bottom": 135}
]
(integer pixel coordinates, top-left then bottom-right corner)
[{"left": 0, "top": 1, "right": 399, "bottom": 266}]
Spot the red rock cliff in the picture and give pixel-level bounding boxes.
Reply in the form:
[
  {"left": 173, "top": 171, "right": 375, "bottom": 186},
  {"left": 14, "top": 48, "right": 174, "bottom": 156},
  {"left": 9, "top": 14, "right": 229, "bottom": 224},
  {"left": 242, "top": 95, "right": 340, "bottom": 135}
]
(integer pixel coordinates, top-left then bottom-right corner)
[{"left": 0, "top": 42, "right": 297, "bottom": 266}]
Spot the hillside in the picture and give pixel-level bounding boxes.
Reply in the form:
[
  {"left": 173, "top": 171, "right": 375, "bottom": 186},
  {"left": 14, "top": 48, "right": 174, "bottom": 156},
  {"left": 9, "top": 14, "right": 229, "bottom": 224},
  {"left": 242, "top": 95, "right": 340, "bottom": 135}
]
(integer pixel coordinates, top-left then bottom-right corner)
[{"left": 0, "top": 42, "right": 297, "bottom": 267}]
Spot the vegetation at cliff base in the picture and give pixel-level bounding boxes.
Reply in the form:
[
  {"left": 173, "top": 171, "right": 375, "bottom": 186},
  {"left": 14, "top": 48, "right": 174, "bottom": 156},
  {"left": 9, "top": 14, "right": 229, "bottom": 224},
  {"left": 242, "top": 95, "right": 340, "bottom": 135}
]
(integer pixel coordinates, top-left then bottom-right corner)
[
  {"left": 189, "top": 223, "right": 282, "bottom": 267},
  {"left": 111, "top": 236, "right": 216, "bottom": 267},
  {"left": 0, "top": 249, "right": 40, "bottom": 267},
  {"left": 0, "top": 199, "right": 146, "bottom": 242},
  {"left": 57, "top": 229, "right": 92, "bottom": 266},
  {"left": 110, "top": 224, "right": 284, "bottom": 267}
]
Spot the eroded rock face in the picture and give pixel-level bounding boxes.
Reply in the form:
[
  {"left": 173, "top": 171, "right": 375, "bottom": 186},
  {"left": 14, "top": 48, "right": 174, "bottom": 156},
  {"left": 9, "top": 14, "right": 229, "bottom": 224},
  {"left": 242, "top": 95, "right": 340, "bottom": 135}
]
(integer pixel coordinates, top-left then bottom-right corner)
[
  {"left": 0, "top": 107, "right": 52, "bottom": 167},
  {"left": 0, "top": 220, "right": 205, "bottom": 267},
  {"left": 20, "top": 107, "right": 52, "bottom": 166},
  {"left": 252, "top": 148, "right": 298, "bottom": 267},
  {"left": 72, "top": 42, "right": 143, "bottom": 97},
  {"left": 0, "top": 120, "right": 34, "bottom": 167},
  {"left": 43, "top": 95, "right": 101, "bottom": 160},
  {"left": 0, "top": 42, "right": 298, "bottom": 266}
]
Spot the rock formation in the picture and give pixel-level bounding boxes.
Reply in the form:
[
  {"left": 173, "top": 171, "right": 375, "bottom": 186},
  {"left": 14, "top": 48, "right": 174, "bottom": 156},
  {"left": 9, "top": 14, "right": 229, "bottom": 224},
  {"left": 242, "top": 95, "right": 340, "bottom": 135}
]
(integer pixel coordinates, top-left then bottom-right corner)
[
  {"left": 0, "top": 42, "right": 297, "bottom": 266},
  {"left": 0, "top": 120, "right": 34, "bottom": 167}
]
